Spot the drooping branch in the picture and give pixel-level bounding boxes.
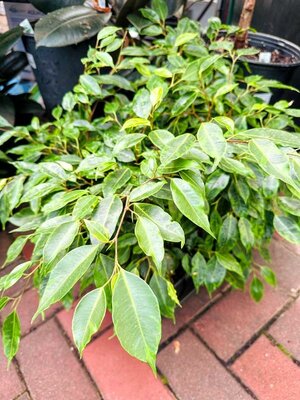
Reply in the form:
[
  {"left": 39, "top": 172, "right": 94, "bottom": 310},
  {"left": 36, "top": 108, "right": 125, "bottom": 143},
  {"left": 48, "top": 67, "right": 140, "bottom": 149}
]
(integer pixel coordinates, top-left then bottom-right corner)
[{"left": 235, "top": 0, "right": 256, "bottom": 49}]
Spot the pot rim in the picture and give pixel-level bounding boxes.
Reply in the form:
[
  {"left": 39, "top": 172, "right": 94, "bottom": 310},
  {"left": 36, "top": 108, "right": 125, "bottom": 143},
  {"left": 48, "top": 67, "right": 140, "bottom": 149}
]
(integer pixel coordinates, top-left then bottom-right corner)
[{"left": 245, "top": 31, "right": 300, "bottom": 68}]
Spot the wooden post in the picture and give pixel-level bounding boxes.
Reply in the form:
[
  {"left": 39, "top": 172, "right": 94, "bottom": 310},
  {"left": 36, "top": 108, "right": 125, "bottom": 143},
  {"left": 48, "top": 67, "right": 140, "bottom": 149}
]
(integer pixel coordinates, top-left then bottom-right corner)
[{"left": 235, "top": 0, "right": 256, "bottom": 49}]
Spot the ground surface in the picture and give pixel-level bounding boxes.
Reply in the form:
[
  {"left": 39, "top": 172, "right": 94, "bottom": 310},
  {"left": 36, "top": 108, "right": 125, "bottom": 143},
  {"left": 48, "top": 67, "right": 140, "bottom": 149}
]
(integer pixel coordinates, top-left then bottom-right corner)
[{"left": 0, "top": 230, "right": 300, "bottom": 400}]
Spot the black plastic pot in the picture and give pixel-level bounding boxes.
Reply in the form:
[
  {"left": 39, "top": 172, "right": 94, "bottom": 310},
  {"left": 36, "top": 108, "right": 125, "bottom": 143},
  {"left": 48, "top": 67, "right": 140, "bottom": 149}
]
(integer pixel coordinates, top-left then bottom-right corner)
[
  {"left": 242, "top": 32, "right": 300, "bottom": 102},
  {"left": 22, "top": 33, "right": 95, "bottom": 112}
]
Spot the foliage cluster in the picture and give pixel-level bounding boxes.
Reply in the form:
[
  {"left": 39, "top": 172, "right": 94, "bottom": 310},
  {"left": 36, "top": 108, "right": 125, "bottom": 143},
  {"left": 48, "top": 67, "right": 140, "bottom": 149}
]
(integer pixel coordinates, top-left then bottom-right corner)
[{"left": 0, "top": 6, "right": 300, "bottom": 370}]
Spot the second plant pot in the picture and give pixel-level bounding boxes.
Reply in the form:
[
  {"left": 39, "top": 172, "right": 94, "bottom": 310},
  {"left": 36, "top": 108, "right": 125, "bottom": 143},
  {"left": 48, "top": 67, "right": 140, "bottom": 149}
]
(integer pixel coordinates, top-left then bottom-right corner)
[
  {"left": 22, "top": 33, "right": 95, "bottom": 112},
  {"left": 242, "top": 32, "right": 300, "bottom": 102}
]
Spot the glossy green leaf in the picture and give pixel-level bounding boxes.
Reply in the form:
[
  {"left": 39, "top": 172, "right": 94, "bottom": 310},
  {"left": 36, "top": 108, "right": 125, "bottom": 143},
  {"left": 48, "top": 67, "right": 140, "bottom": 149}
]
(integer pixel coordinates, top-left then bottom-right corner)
[
  {"left": 112, "top": 269, "right": 161, "bottom": 372},
  {"left": 4, "top": 235, "right": 28, "bottom": 265},
  {"left": 250, "top": 277, "right": 264, "bottom": 302},
  {"left": 171, "top": 93, "right": 198, "bottom": 116},
  {"left": 0, "top": 26, "right": 24, "bottom": 58},
  {"left": 123, "top": 118, "right": 151, "bottom": 130},
  {"left": 43, "top": 221, "right": 80, "bottom": 264},
  {"left": 149, "top": 130, "right": 174, "bottom": 149},
  {"left": 2, "top": 311, "right": 21, "bottom": 364},
  {"left": 0, "top": 297, "right": 9, "bottom": 311},
  {"left": 197, "top": 122, "right": 227, "bottom": 161},
  {"left": 274, "top": 215, "right": 300, "bottom": 244},
  {"left": 84, "top": 219, "right": 110, "bottom": 243},
  {"left": 72, "top": 288, "right": 106, "bottom": 356},
  {"left": 130, "top": 181, "right": 165, "bottom": 202},
  {"left": 216, "top": 253, "right": 243, "bottom": 276},
  {"left": 102, "top": 168, "right": 132, "bottom": 197},
  {"left": 113, "top": 134, "right": 146, "bottom": 154},
  {"left": 150, "top": 273, "right": 176, "bottom": 319},
  {"left": 191, "top": 252, "right": 206, "bottom": 291},
  {"left": 42, "top": 190, "right": 87, "bottom": 214},
  {"left": 93, "top": 195, "right": 123, "bottom": 238},
  {"left": 134, "top": 203, "right": 185, "bottom": 246},
  {"left": 205, "top": 170, "right": 230, "bottom": 201},
  {"left": 218, "top": 215, "right": 238, "bottom": 250},
  {"left": 249, "top": 139, "right": 296, "bottom": 188},
  {"left": 160, "top": 134, "right": 195, "bottom": 165},
  {"left": 0, "top": 261, "right": 32, "bottom": 291},
  {"left": 278, "top": 197, "right": 300, "bottom": 217},
  {"left": 35, "top": 6, "right": 111, "bottom": 47},
  {"left": 238, "top": 217, "right": 255, "bottom": 251},
  {"left": 72, "top": 195, "right": 98, "bottom": 220},
  {"left": 260, "top": 266, "right": 277, "bottom": 287},
  {"left": 34, "top": 245, "right": 99, "bottom": 318},
  {"left": 235, "top": 128, "right": 300, "bottom": 148},
  {"left": 133, "top": 88, "right": 152, "bottom": 119},
  {"left": 170, "top": 178, "right": 214, "bottom": 236},
  {"left": 135, "top": 216, "right": 164, "bottom": 270}
]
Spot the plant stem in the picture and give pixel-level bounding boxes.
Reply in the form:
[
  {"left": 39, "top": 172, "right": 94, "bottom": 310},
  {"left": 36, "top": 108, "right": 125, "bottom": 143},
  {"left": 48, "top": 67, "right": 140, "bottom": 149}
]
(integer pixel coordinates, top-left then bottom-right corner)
[{"left": 235, "top": 0, "right": 256, "bottom": 49}]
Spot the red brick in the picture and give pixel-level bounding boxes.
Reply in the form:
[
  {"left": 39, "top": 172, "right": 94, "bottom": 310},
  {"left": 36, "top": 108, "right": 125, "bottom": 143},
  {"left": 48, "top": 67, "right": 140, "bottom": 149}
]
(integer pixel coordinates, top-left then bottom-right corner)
[
  {"left": 269, "top": 298, "right": 300, "bottom": 361},
  {"left": 274, "top": 232, "right": 300, "bottom": 256},
  {"left": 83, "top": 328, "right": 174, "bottom": 400},
  {"left": 193, "top": 283, "right": 288, "bottom": 362},
  {"left": 254, "top": 239, "right": 300, "bottom": 294},
  {"left": 22, "top": 241, "right": 34, "bottom": 261},
  {"left": 57, "top": 302, "right": 112, "bottom": 343},
  {"left": 158, "top": 330, "right": 251, "bottom": 400},
  {"left": 232, "top": 335, "right": 300, "bottom": 400},
  {"left": 162, "top": 288, "right": 221, "bottom": 342},
  {"left": 0, "top": 344, "right": 25, "bottom": 400},
  {"left": 1, "top": 288, "right": 60, "bottom": 336},
  {"left": 15, "top": 393, "right": 30, "bottom": 400},
  {"left": 0, "top": 231, "right": 12, "bottom": 266},
  {"left": 17, "top": 319, "right": 99, "bottom": 400}
]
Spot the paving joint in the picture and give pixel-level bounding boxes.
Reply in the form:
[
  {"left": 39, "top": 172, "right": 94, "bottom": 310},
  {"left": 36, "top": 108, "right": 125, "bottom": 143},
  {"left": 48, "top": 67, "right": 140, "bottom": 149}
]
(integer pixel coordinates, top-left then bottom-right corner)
[{"left": 54, "top": 316, "right": 104, "bottom": 400}]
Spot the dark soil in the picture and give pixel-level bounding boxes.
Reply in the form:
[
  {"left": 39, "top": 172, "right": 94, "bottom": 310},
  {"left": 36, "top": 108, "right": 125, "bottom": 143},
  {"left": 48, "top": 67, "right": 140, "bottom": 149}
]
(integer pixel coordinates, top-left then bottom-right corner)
[{"left": 245, "top": 49, "right": 297, "bottom": 64}]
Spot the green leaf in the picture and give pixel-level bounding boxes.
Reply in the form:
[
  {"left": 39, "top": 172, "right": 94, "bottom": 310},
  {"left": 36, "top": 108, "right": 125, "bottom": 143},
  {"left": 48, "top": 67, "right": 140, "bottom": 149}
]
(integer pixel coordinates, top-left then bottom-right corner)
[
  {"left": 79, "top": 75, "right": 101, "bottom": 96},
  {"left": 0, "top": 261, "right": 32, "bottom": 291},
  {"left": 250, "top": 277, "right": 264, "bottom": 302},
  {"left": 274, "top": 215, "right": 300, "bottom": 244},
  {"left": 203, "top": 256, "right": 226, "bottom": 294},
  {"left": 84, "top": 220, "right": 110, "bottom": 243},
  {"left": 2, "top": 311, "right": 21, "bottom": 364},
  {"left": 97, "top": 26, "right": 121, "bottom": 41},
  {"left": 135, "top": 216, "right": 164, "bottom": 271},
  {"left": 191, "top": 252, "right": 206, "bottom": 291},
  {"left": 113, "top": 134, "right": 146, "bottom": 154},
  {"left": 102, "top": 168, "right": 132, "bottom": 197},
  {"left": 205, "top": 170, "right": 230, "bottom": 201},
  {"left": 260, "top": 266, "right": 277, "bottom": 287},
  {"left": 133, "top": 88, "right": 152, "bottom": 119},
  {"left": 0, "top": 297, "right": 10, "bottom": 311},
  {"left": 278, "top": 197, "right": 300, "bottom": 217},
  {"left": 129, "top": 181, "right": 165, "bottom": 202},
  {"left": 249, "top": 139, "right": 296, "bottom": 189},
  {"left": 72, "top": 195, "right": 98, "bottom": 220},
  {"left": 170, "top": 178, "right": 214, "bottom": 237},
  {"left": 152, "top": 0, "right": 168, "bottom": 20},
  {"left": 123, "top": 118, "right": 151, "bottom": 130},
  {"left": 5, "top": 235, "right": 28, "bottom": 265},
  {"left": 112, "top": 269, "right": 161, "bottom": 372},
  {"left": 20, "top": 182, "right": 62, "bottom": 204},
  {"left": 30, "top": 0, "right": 84, "bottom": 14},
  {"left": 219, "top": 158, "right": 254, "bottom": 177},
  {"left": 150, "top": 273, "right": 176, "bottom": 319},
  {"left": 171, "top": 93, "right": 198, "bottom": 116},
  {"left": 235, "top": 128, "right": 300, "bottom": 148},
  {"left": 43, "top": 221, "right": 80, "bottom": 264},
  {"left": 175, "top": 33, "right": 198, "bottom": 47},
  {"left": 197, "top": 122, "right": 227, "bottom": 162},
  {"left": 160, "top": 134, "right": 195, "bottom": 165},
  {"left": 134, "top": 203, "right": 185, "bottom": 246},
  {"left": 72, "top": 288, "right": 106, "bottom": 356},
  {"left": 149, "top": 130, "right": 174, "bottom": 149},
  {"left": 34, "top": 245, "right": 99, "bottom": 318},
  {"left": 218, "top": 215, "right": 238, "bottom": 250},
  {"left": 216, "top": 253, "right": 243, "bottom": 276},
  {"left": 93, "top": 195, "right": 123, "bottom": 238},
  {"left": 238, "top": 217, "right": 255, "bottom": 251},
  {"left": 42, "top": 190, "right": 87, "bottom": 214},
  {"left": 94, "top": 254, "right": 114, "bottom": 310},
  {"left": 35, "top": 6, "right": 111, "bottom": 47}
]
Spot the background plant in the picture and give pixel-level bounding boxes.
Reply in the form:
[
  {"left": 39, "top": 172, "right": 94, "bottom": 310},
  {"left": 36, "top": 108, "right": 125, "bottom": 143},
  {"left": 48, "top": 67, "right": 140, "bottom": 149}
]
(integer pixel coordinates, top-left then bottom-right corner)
[{"left": 0, "top": 6, "right": 300, "bottom": 371}]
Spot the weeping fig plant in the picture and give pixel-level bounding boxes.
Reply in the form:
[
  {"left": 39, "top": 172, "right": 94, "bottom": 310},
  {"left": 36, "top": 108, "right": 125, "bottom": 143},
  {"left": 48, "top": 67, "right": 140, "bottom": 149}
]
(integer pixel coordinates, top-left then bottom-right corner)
[{"left": 0, "top": 6, "right": 300, "bottom": 371}]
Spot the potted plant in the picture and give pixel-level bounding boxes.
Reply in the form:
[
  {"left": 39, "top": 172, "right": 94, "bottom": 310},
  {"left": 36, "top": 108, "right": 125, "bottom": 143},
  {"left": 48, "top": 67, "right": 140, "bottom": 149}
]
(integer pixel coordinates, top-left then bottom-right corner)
[
  {"left": 234, "top": 0, "right": 300, "bottom": 90},
  {"left": 0, "top": 6, "right": 299, "bottom": 371}
]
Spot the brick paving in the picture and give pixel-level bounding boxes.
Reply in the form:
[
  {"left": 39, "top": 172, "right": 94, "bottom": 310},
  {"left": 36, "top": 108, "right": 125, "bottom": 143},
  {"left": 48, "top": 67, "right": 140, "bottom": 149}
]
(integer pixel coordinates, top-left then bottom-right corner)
[{"left": 0, "top": 230, "right": 299, "bottom": 400}]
